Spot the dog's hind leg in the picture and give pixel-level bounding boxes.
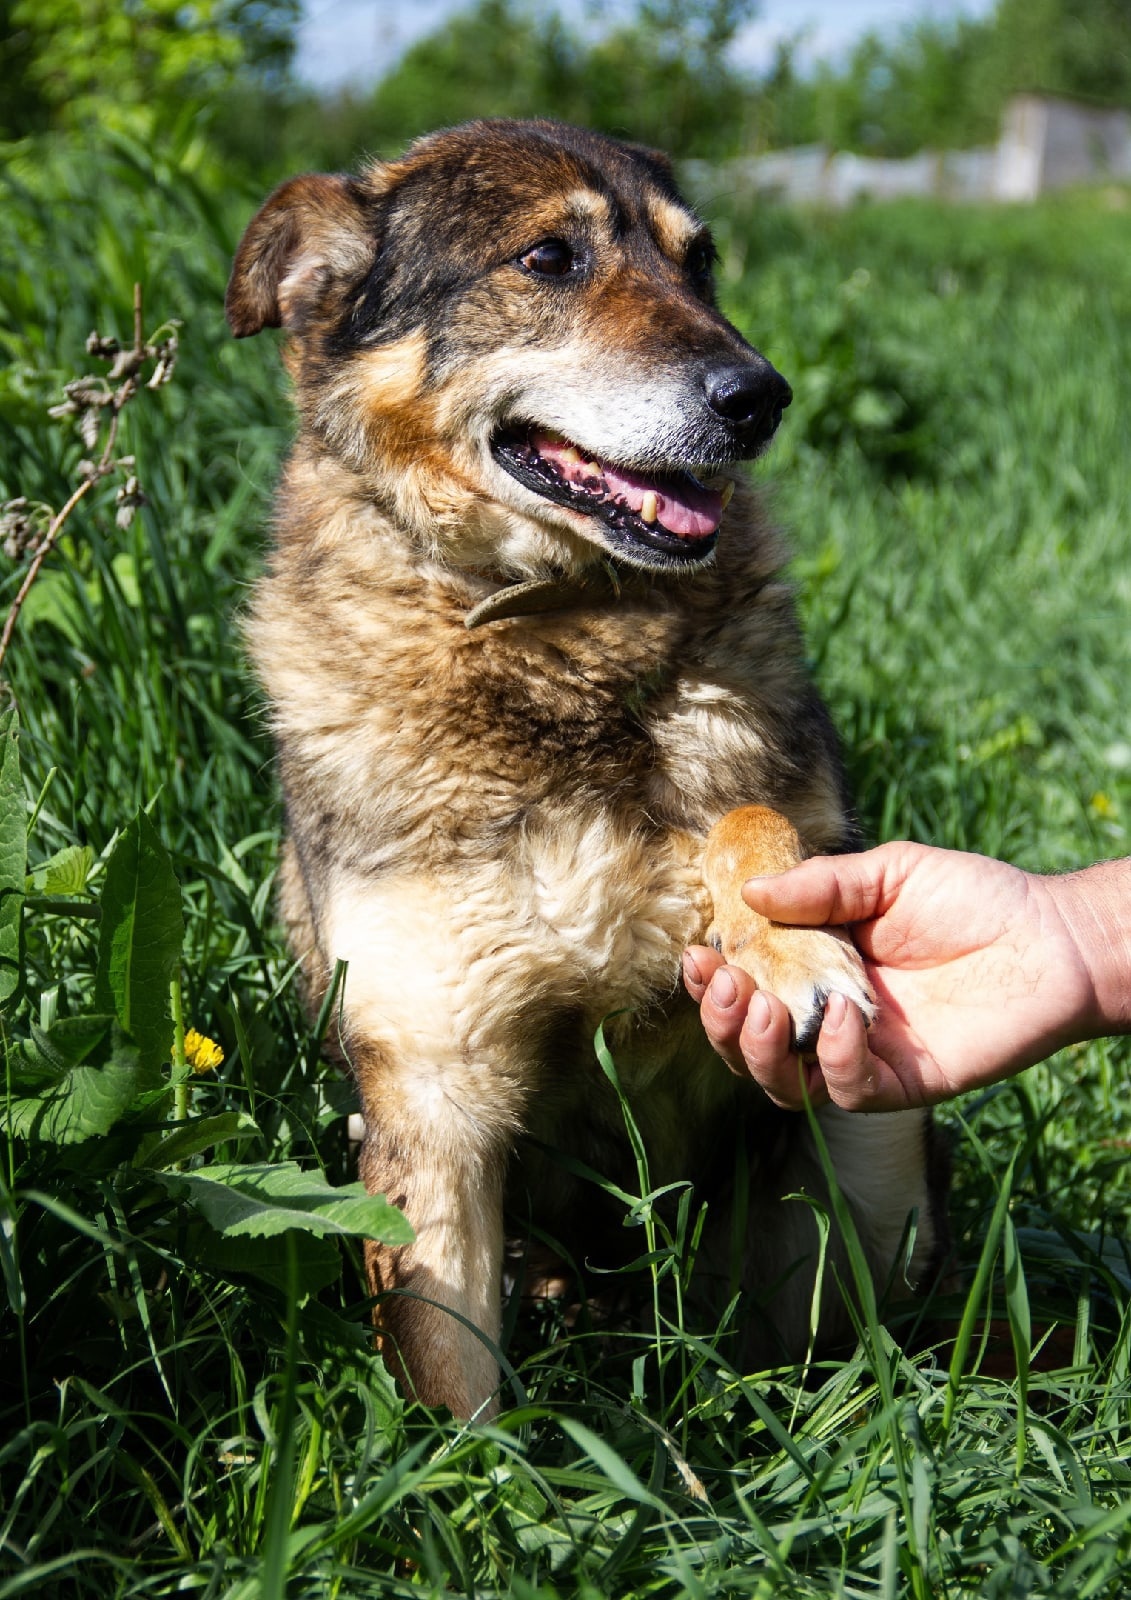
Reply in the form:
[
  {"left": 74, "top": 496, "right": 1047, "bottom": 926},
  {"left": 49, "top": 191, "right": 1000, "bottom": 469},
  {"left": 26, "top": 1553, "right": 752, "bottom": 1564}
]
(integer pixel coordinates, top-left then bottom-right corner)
[{"left": 702, "top": 805, "right": 876, "bottom": 1052}]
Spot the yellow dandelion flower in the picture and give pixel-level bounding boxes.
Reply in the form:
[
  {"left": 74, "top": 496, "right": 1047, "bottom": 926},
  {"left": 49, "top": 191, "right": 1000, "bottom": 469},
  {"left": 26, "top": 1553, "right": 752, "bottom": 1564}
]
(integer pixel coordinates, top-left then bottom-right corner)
[
  {"left": 183, "top": 1028, "right": 225, "bottom": 1074},
  {"left": 1089, "top": 792, "right": 1117, "bottom": 819}
]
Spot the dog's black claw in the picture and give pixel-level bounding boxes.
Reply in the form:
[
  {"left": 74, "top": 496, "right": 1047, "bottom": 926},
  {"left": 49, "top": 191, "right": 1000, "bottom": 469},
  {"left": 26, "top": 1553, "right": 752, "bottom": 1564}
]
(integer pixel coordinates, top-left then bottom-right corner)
[{"left": 793, "top": 989, "right": 828, "bottom": 1056}]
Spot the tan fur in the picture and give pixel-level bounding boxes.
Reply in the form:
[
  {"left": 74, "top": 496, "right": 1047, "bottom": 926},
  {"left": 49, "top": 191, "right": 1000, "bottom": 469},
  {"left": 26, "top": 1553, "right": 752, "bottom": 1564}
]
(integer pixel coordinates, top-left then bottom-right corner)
[{"left": 230, "top": 120, "right": 945, "bottom": 1419}]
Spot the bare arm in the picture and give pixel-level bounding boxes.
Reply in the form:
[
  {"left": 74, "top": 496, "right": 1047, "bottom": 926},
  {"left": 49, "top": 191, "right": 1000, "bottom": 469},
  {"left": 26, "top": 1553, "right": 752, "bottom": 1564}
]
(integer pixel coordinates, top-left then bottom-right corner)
[{"left": 684, "top": 843, "right": 1131, "bottom": 1111}]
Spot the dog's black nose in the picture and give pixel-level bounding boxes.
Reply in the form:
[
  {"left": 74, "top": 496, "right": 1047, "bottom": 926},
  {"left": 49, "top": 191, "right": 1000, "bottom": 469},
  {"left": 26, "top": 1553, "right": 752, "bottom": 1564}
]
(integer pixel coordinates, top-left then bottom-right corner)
[{"left": 704, "top": 363, "right": 793, "bottom": 441}]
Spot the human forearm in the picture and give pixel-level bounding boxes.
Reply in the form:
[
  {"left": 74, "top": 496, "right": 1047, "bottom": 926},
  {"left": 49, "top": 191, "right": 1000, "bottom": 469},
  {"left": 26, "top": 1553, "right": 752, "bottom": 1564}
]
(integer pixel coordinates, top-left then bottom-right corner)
[{"left": 1047, "top": 858, "right": 1131, "bottom": 1040}]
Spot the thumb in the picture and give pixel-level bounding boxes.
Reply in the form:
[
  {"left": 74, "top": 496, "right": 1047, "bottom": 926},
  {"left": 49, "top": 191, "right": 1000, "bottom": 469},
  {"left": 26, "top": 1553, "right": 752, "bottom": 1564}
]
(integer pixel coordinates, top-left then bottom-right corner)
[{"left": 741, "top": 847, "right": 903, "bottom": 927}]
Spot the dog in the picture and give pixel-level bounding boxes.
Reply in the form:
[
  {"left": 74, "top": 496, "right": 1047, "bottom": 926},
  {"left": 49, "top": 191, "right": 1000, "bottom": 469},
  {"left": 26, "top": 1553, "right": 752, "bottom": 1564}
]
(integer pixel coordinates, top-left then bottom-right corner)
[{"left": 227, "top": 118, "right": 948, "bottom": 1419}]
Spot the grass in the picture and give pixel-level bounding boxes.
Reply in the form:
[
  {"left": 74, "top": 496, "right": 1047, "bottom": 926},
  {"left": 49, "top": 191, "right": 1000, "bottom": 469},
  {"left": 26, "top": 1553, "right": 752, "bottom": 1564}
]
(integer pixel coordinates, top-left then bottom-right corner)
[{"left": 0, "top": 128, "right": 1129, "bottom": 1597}]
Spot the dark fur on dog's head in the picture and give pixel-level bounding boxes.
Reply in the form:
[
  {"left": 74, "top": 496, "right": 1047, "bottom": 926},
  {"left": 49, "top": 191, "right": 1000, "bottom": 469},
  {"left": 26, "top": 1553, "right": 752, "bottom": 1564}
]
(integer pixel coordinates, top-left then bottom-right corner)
[{"left": 228, "top": 119, "right": 791, "bottom": 578}]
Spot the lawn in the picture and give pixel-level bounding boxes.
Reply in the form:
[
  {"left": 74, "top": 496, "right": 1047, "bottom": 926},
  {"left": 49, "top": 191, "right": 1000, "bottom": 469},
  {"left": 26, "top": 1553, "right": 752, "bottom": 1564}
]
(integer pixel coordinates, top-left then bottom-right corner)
[{"left": 1, "top": 132, "right": 1129, "bottom": 1597}]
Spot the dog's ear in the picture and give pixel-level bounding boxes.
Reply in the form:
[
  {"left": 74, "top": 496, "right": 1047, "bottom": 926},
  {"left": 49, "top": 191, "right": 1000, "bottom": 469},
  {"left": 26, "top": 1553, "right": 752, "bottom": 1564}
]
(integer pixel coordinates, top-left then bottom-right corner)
[{"left": 226, "top": 173, "right": 378, "bottom": 339}]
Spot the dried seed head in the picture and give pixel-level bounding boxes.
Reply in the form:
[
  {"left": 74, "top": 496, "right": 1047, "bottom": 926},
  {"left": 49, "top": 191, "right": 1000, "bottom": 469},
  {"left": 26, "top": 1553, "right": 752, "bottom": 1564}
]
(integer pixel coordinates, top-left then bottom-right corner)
[
  {"left": 62, "top": 376, "right": 114, "bottom": 407},
  {"left": 79, "top": 408, "right": 101, "bottom": 450},
  {"left": 86, "top": 332, "right": 120, "bottom": 359},
  {"left": 1, "top": 498, "right": 41, "bottom": 560},
  {"left": 146, "top": 333, "right": 179, "bottom": 389},
  {"left": 108, "top": 346, "right": 146, "bottom": 382},
  {"left": 114, "top": 474, "right": 147, "bottom": 531}
]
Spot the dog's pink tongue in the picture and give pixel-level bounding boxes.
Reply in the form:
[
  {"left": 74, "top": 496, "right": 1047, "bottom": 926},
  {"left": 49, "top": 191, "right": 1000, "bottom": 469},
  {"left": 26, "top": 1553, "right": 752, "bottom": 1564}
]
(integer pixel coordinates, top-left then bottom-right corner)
[
  {"left": 534, "top": 433, "right": 723, "bottom": 539},
  {"left": 602, "top": 461, "right": 722, "bottom": 539}
]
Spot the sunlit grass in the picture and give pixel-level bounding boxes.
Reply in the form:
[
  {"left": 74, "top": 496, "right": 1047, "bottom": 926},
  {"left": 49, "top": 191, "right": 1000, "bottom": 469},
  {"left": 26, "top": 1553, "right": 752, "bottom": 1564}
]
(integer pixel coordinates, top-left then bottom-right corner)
[{"left": 0, "top": 136, "right": 1129, "bottom": 1596}]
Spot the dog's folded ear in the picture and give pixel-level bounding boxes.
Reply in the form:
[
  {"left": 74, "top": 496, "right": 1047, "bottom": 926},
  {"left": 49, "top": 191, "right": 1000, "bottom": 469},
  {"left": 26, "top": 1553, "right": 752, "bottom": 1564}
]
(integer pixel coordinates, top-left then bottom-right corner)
[{"left": 226, "top": 173, "right": 379, "bottom": 339}]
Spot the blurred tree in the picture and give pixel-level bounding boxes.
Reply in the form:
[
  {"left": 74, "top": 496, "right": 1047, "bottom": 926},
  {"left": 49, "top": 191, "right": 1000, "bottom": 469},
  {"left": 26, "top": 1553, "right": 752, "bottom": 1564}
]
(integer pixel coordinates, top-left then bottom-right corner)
[
  {"left": 582, "top": 0, "right": 760, "bottom": 155},
  {"left": 4, "top": 0, "right": 299, "bottom": 131},
  {"left": 0, "top": 0, "right": 51, "bottom": 138},
  {"left": 759, "top": 0, "right": 1131, "bottom": 159},
  {"left": 804, "top": 17, "right": 997, "bottom": 156},
  {"left": 362, "top": 0, "right": 762, "bottom": 160},
  {"left": 970, "top": 0, "right": 1131, "bottom": 109},
  {"left": 366, "top": 0, "right": 586, "bottom": 152}
]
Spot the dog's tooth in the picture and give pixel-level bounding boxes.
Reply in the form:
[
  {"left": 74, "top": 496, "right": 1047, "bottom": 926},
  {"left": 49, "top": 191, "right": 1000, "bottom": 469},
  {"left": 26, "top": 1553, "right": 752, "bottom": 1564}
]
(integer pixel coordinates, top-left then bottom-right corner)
[
  {"left": 559, "top": 445, "right": 582, "bottom": 464},
  {"left": 720, "top": 479, "right": 735, "bottom": 509},
  {"left": 640, "top": 490, "right": 658, "bottom": 523}
]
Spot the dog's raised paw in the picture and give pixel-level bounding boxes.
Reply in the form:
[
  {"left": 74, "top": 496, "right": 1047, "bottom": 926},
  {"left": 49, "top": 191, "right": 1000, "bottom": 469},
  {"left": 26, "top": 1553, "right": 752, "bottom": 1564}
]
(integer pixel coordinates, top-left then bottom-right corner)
[{"left": 706, "top": 914, "right": 876, "bottom": 1053}]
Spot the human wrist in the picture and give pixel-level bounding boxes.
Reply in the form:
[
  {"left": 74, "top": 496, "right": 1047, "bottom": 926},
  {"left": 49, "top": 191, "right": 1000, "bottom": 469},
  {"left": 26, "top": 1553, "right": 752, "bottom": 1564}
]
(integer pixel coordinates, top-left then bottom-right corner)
[{"left": 1047, "top": 859, "right": 1131, "bottom": 1039}]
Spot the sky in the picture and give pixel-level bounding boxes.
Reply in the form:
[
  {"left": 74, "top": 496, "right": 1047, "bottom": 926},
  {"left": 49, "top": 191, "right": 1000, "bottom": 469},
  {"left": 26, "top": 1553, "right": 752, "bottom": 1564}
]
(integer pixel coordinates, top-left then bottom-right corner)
[{"left": 297, "top": 0, "right": 999, "bottom": 92}]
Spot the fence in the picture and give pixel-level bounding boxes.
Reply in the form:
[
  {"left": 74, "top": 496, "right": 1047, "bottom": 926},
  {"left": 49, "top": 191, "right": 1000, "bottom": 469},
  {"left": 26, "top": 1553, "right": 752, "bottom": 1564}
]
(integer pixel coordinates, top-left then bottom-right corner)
[{"left": 685, "top": 95, "right": 1131, "bottom": 208}]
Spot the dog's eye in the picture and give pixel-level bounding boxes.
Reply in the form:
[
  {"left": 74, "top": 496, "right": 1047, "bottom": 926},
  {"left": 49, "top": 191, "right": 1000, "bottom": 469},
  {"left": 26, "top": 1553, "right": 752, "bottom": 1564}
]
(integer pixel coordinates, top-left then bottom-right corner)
[
  {"left": 685, "top": 239, "right": 716, "bottom": 285},
  {"left": 519, "top": 239, "right": 578, "bottom": 278}
]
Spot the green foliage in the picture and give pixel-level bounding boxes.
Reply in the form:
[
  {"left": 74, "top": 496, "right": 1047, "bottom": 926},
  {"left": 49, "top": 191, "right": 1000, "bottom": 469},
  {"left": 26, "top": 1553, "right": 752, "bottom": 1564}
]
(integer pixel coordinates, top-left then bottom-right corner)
[
  {"left": 980, "top": 0, "right": 1131, "bottom": 108},
  {"left": 2, "top": 0, "right": 299, "bottom": 136},
  {"left": 359, "top": 0, "right": 762, "bottom": 163},
  {"left": 760, "top": 0, "right": 1131, "bottom": 157},
  {"left": 155, "top": 1162, "right": 414, "bottom": 1244},
  {"left": 94, "top": 809, "right": 184, "bottom": 1076},
  {"left": 6, "top": 1017, "right": 143, "bottom": 1144},
  {"left": 0, "top": 125, "right": 1129, "bottom": 1596},
  {"left": 321, "top": 0, "right": 1131, "bottom": 173}
]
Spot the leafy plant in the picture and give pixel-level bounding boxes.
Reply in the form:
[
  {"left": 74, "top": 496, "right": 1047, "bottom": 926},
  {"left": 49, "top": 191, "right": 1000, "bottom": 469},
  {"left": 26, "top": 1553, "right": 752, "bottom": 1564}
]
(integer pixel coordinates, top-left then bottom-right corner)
[{"left": 0, "top": 130, "right": 1129, "bottom": 1597}]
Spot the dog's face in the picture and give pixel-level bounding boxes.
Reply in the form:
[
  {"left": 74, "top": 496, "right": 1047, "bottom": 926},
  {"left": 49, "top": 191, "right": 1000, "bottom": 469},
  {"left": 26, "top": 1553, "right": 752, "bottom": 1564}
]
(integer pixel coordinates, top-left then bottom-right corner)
[{"left": 228, "top": 119, "right": 791, "bottom": 575}]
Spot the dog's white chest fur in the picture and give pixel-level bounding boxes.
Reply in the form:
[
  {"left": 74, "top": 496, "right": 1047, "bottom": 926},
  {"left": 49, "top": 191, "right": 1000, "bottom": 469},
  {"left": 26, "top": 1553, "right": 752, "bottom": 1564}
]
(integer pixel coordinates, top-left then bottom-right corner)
[{"left": 321, "top": 804, "right": 707, "bottom": 1107}]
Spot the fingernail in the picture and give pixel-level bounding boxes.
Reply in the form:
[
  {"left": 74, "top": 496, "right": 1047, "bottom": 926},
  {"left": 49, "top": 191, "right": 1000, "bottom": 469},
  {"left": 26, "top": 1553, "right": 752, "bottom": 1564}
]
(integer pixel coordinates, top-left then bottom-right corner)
[
  {"left": 709, "top": 969, "right": 738, "bottom": 1008},
  {"left": 682, "top": 951, "right": 703, "bottom": 986},
  {"left": 825, "top": 992, "right": 848, "bottom": 1030},
  {"left": 748, "top": 991, "right": 771, "bottom": 1033}
]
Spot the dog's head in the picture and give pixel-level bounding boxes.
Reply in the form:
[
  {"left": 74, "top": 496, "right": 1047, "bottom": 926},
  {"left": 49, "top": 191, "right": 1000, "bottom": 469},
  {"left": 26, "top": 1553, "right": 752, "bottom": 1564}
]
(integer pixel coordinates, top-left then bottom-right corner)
[{"left": 228, "top": 119, "right": 791, "bottom": 576}]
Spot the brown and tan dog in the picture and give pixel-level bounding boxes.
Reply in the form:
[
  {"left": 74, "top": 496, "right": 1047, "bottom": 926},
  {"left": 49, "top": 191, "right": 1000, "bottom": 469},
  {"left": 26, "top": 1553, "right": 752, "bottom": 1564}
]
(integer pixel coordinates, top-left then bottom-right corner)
[{"left": 228, "top": 119, "right": 947, "bottom": 1419}]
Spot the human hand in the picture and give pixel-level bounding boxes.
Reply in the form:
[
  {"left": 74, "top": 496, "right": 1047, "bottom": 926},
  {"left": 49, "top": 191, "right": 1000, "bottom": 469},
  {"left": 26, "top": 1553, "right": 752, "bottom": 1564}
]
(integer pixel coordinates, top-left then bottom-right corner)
[{"left": 684, "top": 843, "right": 1129, "bottom": 1111}]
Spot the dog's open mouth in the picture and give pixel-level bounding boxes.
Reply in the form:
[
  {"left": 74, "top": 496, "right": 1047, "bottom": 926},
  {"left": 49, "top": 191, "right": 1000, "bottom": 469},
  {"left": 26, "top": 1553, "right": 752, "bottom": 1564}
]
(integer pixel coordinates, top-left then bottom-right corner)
[{"left": 491, "top": 427, "right": 731, "bottom": 565}]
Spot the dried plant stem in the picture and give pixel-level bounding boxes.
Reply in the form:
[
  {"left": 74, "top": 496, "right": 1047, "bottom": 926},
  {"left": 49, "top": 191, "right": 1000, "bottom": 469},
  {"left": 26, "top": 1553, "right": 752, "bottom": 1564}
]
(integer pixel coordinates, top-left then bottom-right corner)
[
  {"left": 0, "top": 282, "right": 147, "bottom": 679},
  {"left": 0, "top": 411, "right": 123, "bottom": 676}
]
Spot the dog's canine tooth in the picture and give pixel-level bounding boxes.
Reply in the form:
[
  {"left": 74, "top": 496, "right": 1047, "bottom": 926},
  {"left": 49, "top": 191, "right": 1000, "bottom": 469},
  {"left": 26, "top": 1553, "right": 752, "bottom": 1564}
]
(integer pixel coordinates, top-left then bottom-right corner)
[
  {"left": 559, "top": 445, "right": 582, "bottom": 464},
  {"left": 640, "top": 490, "right": 658, "bottom": 523},
  {"left": 720, "top": 479, "right": 735, "bottom": 510}
]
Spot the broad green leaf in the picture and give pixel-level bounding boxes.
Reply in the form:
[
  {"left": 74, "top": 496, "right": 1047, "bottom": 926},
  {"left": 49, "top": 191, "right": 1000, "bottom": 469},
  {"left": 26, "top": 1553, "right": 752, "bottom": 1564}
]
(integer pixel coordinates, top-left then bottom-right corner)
[
  {"left": 5, "top": 1024, "right": 142, "bottom": 1144},
  {"left": 95, "top": 810, "right": 184, "bottom": 1081},
  {"left": 15, "top": 1014, "right": 115, "bottom": 1085},
  {"left": 26, "top": 843, "right": 94, "bottom": 895},
  {"left": 199, "top": 1229, "right": 344, "bottom": 1296},
  {"left": 141, "top": 1111, "right": 261, "bottom": 1171},
  {"left": 0, "top": 708, "right": 24, "bottom": 1007},
  {"left": 156, "top": 1162, "right": 414, "bottom": 1245}
]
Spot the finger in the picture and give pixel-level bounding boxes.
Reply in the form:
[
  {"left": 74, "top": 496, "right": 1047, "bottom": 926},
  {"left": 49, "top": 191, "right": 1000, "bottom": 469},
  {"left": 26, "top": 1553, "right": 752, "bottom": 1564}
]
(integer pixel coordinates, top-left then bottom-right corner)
[
  {"left": 697, "top": 963, "right": 760, "bottom": 1076},
  {"left": 737, "top": 990, "right": 827, "bottom": 1109},
  {"left": 682, "top": 944, "right": 725, "bottom": 1003},
  {"left": 741, "top": 844, "right": 910, "bottom": 929},
  {"left": 812, "top": 992, "right": 913, "bottom": 1112}
]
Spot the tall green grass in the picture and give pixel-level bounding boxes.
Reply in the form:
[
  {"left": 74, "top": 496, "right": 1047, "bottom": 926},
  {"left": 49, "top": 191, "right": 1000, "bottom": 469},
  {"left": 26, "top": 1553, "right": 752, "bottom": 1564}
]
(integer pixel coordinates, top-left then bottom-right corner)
[{"left": 1, "top": 132, "right": 1129, "bottom": 1596}]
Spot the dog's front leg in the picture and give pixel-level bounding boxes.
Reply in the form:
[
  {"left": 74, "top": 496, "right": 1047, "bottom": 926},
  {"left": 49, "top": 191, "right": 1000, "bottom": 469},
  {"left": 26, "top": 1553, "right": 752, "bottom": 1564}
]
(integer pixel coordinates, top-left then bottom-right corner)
[
  {"left": 702, "top": 805, "right": 875, "bottom": 1051},
  {"left": 356, "top": 1088, "right": 506, "bottom": 1420}
]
